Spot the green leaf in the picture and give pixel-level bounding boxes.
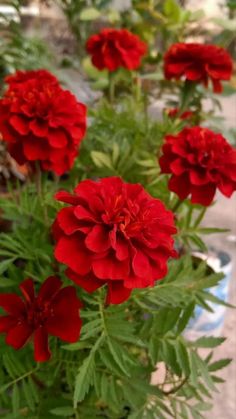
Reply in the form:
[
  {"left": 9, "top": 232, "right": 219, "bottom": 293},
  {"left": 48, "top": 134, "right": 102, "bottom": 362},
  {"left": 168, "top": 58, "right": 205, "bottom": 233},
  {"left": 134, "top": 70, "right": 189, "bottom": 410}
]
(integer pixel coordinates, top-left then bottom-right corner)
[
  {"left": 208, "top": 358, "right": 231, "bottom": 372},
  {"left": 73, "top": 353, "right": 95, "bottom": 406},
  {"left": 0, "top": 258, "right": 16, "bottom": 275},
  {"left": 12, "top": 384, "right": 20, "bottom": 417},
  {"left": 164, "top": 0, "right": 181, "bottom": 21},
  {"left": 62, "top": 342, "right": 92, "bottom": 351},
  {"left": 80, "top": 7, "right": 101, "bottom": 21},
  {"left": 175, "top": 340, "right": 191, "bottom": 376},
  {"left": 177, "top": 303, "right": 195, "bottom": 334},
  {"left": 50, "top": 406, "right": 75, "bottom": 416},
  {"left": 91, "top": 151, "right": 113, "bottom": 170},
  {"left": 107, "top": 338, "right": 130, "bottom": 376},
  {"left": 193, "top": 336, "right": 225, "bottom": 348}
]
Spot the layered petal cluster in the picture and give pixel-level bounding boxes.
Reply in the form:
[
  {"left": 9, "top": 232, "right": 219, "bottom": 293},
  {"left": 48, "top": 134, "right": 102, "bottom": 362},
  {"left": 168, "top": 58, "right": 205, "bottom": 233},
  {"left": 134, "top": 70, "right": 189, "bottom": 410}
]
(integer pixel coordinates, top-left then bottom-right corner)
[
  {"left": 0, "top": 69, "right": 87, "bottom": 175},
  {"left": 53, "top": 177, "right": 177, "bottom": 305},
  {"left": 164, "top": 43, "right": 233, "bottom": 93},
  {"left": 0, "top": 276, "right": 82, "bottom": 362},
  {"left": 86, "top": 28, "right": 147, "bottom": 72},
  {"left": 159, "top": 127, "right": 236, "bottom": 206}
]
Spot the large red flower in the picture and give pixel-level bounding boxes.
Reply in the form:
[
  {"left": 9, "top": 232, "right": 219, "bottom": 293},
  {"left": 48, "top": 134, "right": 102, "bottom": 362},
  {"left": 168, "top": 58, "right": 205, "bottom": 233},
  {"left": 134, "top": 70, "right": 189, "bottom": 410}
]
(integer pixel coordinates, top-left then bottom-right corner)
[
  {"left": 159, "top": 126, "right": 236, "bottom": 206},
  {"left": 5, "top": 69, "right": 59, "bottom": 89},
  {"left": 0, "top": 276, "right": 82, "bottom": 362},
  {"left": 53, "top": 177, "right": 177, "bottom": 305},
  {"left": 0, "top": 70, "right": 87, "bottom": 175},
  {"left": 86, "top": 28, "right": 147, "bottom": 72},
  {"left": 164, "top": 43, "right": 233, "bottom": 93}
]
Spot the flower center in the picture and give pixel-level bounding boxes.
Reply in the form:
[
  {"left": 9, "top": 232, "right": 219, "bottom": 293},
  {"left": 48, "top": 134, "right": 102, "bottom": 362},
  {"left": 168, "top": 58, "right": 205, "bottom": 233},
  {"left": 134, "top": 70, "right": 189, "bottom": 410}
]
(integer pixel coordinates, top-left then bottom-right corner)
[{"left": 26, "top": 301, "right": 53, "bottom": 328}]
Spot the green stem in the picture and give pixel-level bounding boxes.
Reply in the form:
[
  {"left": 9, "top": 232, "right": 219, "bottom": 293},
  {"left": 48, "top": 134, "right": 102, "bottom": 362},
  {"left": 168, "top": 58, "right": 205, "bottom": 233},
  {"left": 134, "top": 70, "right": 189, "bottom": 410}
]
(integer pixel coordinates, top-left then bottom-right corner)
[
  {"left": 193, "top": 206, "right": 207, "bottom": 228},
  {"left": 172, "top": 198, "right": 184, "bottom": 213},
  {"left": 178, "top": 80, "right": 197, "bottom": 114},
  {"left": 35, "top": 162, "right": 49, "bottom": 225},
  {"left": 108, "top": 72, "right": 115, "bottom": 103}
]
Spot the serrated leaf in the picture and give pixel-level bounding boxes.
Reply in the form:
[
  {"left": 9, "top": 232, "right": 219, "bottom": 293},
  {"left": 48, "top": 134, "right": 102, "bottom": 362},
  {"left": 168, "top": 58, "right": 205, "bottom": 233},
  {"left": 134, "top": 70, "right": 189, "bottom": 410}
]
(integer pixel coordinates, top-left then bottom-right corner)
[
  {"left": 107, "top": 339, "right": 130, "bottom": 376},
  {"left": 73, "top": 354, "right": 95, "bottom": 406}
]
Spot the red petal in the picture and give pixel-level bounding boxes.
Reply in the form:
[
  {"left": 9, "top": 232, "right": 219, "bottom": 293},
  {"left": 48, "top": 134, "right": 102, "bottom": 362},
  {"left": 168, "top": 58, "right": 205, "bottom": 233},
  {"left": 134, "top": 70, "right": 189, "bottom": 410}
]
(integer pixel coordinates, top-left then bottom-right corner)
[
  {"left": 85, "top": 225, "right": 110, "bottom": 253},
  {"left": 66, "top": 269, "right": 103, "bottom": 293},
  {"left": 106, "top": 281, "right": 132, "bottom": 305},
  {"left": 48, "top": 129, "right": 68, "bottom": 148},
  {"left": 132, "top": 249, "right": 151, "bottom": 278},
  {"left": 23, "top": 138, "right": 49, "bottom": 160},
  {"left": 46, "top": 287, "right": 82, "bottom": 342},
  {"left": 115, "top": 237, "right": 129, "bottom": 261},
  {"left": 6, "top": 322, "right": 32, "bottom": 349},
  {"left": 9, "top": 115, "right": 29, "bottom": 135},
  {"left": 20, "top": 279, "right": 35, "bottom": 303},
  {"left": 169, "top": 174, "right": 190, "bottom": 200},
  {"left": 30, "top": 120, "right": 48, "bottom": 137},
  {"left": 37, "top": 276, "right": 62, "bottom": 303},
  {"left": 34, "top": 327, "right": 51, "bottom": 362},
  {"left": 54, "top": 190, "right": 80, "bottom": 205},
  {"left": 0, "top": 316, "right": 17, "bottom": 332},
  {"left": 190, "top": 184, "right": 216, "bottom": 206},
  {"left": 57, "top": 207, "right": 81, "bottom": 235},
  {"left": 74, "top": 205, "right": 96, "bottom": 222},
  {"left": 92, "top": 253, "right": 129, "bottom": 280},
  {"left": 218, "top": 179, "right": 236, "bottom": 197},
  {"left": 54, "top": 235, "right": 92, "bottom": 275},
  {"left": 0, "top": 294, "right": 25, "bottom": 316}
]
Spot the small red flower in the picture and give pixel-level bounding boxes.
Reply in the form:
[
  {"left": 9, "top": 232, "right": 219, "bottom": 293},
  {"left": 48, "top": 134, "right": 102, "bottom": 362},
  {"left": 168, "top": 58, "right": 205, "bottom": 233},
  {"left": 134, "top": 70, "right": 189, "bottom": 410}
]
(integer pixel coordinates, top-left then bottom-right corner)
[
  {"left": 0, "top": 70, "right": 87, "bottom": 175},
  {"left": 167, "top": 108, "right": 193, "bottom": 120},
  {"left": 53, "top": 177, "right": 177, "bottom": 305},
  {"left": 86, "top": 28, "right": 147, "bottom": 72},
  {"left": 0, "top": 276, "right": 82, "bottom": 362},
  {"left": 164, "top": 43, "right": 233, "bottom": 93},
  {"left": 159, "top": 126, "right": 236, "bottom": 206}
]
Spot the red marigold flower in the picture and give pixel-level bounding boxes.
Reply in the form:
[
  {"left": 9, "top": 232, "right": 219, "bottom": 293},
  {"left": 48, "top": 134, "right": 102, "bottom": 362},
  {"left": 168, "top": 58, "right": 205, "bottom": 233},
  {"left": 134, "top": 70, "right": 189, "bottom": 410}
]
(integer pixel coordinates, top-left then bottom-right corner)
[
  {"left": 5, "top": 69, "right": 59, "bottom": 89},
  {"left": 0, "top": 70, "right": 87, "bottom": 175},
  {"left": 86, "top": 28, "right": 147, "bottom": 72},
  {"left": 164, "top": 43, "right": 233, "bottom": 93},
  {"left": 53, "top": 177, "right": 177, "bottom": 305},
  {"left": 159, "top": 126, "right": 236, "bottom": 206},
  {"left": 167, "top": 108, "right": 193, "bottom": 120},
  {"left": 0, "top": 276, "right": 82, "bottom": 362}
]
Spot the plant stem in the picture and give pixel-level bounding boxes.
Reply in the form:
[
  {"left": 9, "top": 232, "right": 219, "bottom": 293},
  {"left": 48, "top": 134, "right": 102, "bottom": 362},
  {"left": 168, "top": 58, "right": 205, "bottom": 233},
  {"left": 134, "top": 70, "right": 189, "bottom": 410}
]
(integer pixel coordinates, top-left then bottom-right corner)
[
  {"left": 35, "top": 162, "right": 49, "bottom": 225},
  {"left": 172, "top": 198, "right": 184, "bottom": 213},
  {"left": 35, "top": 162, "right": 42, "bottom": 199},
  {"left": 108, "top": 72, "right": 115, "bottom": 103}
]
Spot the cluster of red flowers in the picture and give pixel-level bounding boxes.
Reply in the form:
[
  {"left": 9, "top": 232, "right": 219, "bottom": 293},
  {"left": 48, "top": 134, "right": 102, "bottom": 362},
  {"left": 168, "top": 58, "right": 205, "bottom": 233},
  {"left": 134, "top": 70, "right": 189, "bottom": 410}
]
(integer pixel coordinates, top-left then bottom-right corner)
[
  {"left": 164, "top": 43, "right": 233, "bottom": 93},
  {"left": 0, "top": 34, "right": 235, "bottom": 362},
  {"left": 159, "top": 126, "right": 236, "bottom": 206},
  {"left": 0, "top": 69, "right": 87, "bottom": 175},
  {"left": 0, "top": 277, "right": 82, "bottom": 361},
  {"left": 53, "top": 177, "right": 177, "bottom": 304},
  {"left": 86, "top": 28, "right": 147, "bottom": 72}
]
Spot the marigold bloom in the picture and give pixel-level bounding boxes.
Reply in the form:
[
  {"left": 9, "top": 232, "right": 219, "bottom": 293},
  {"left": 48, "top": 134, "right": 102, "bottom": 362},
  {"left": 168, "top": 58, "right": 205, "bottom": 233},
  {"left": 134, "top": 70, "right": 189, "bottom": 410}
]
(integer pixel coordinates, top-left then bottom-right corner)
[
  {"left": 164, "top": 43, "right": 233, "bottom": 93},
  {"left": 86, "top": 28, "right": 147, "bottom": 72},
  {"left": 0, "top": 276, "right": 82, "bottom": 362},
  {"left": 159, "top": 126, "right": 236, "bottom": 206},
  {"left": 0, "top": 69, "right": 86, "bottom": 175},
  {"left": 53, "top": 177, "right": 177, "bottom": 304}
]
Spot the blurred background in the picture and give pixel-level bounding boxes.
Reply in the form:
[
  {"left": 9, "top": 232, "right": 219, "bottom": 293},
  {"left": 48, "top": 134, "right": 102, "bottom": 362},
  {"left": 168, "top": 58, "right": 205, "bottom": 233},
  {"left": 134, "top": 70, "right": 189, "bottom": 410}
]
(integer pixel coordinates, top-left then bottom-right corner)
[{"left": 0, "top": 1, "right": 235, "bottom": 417}]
